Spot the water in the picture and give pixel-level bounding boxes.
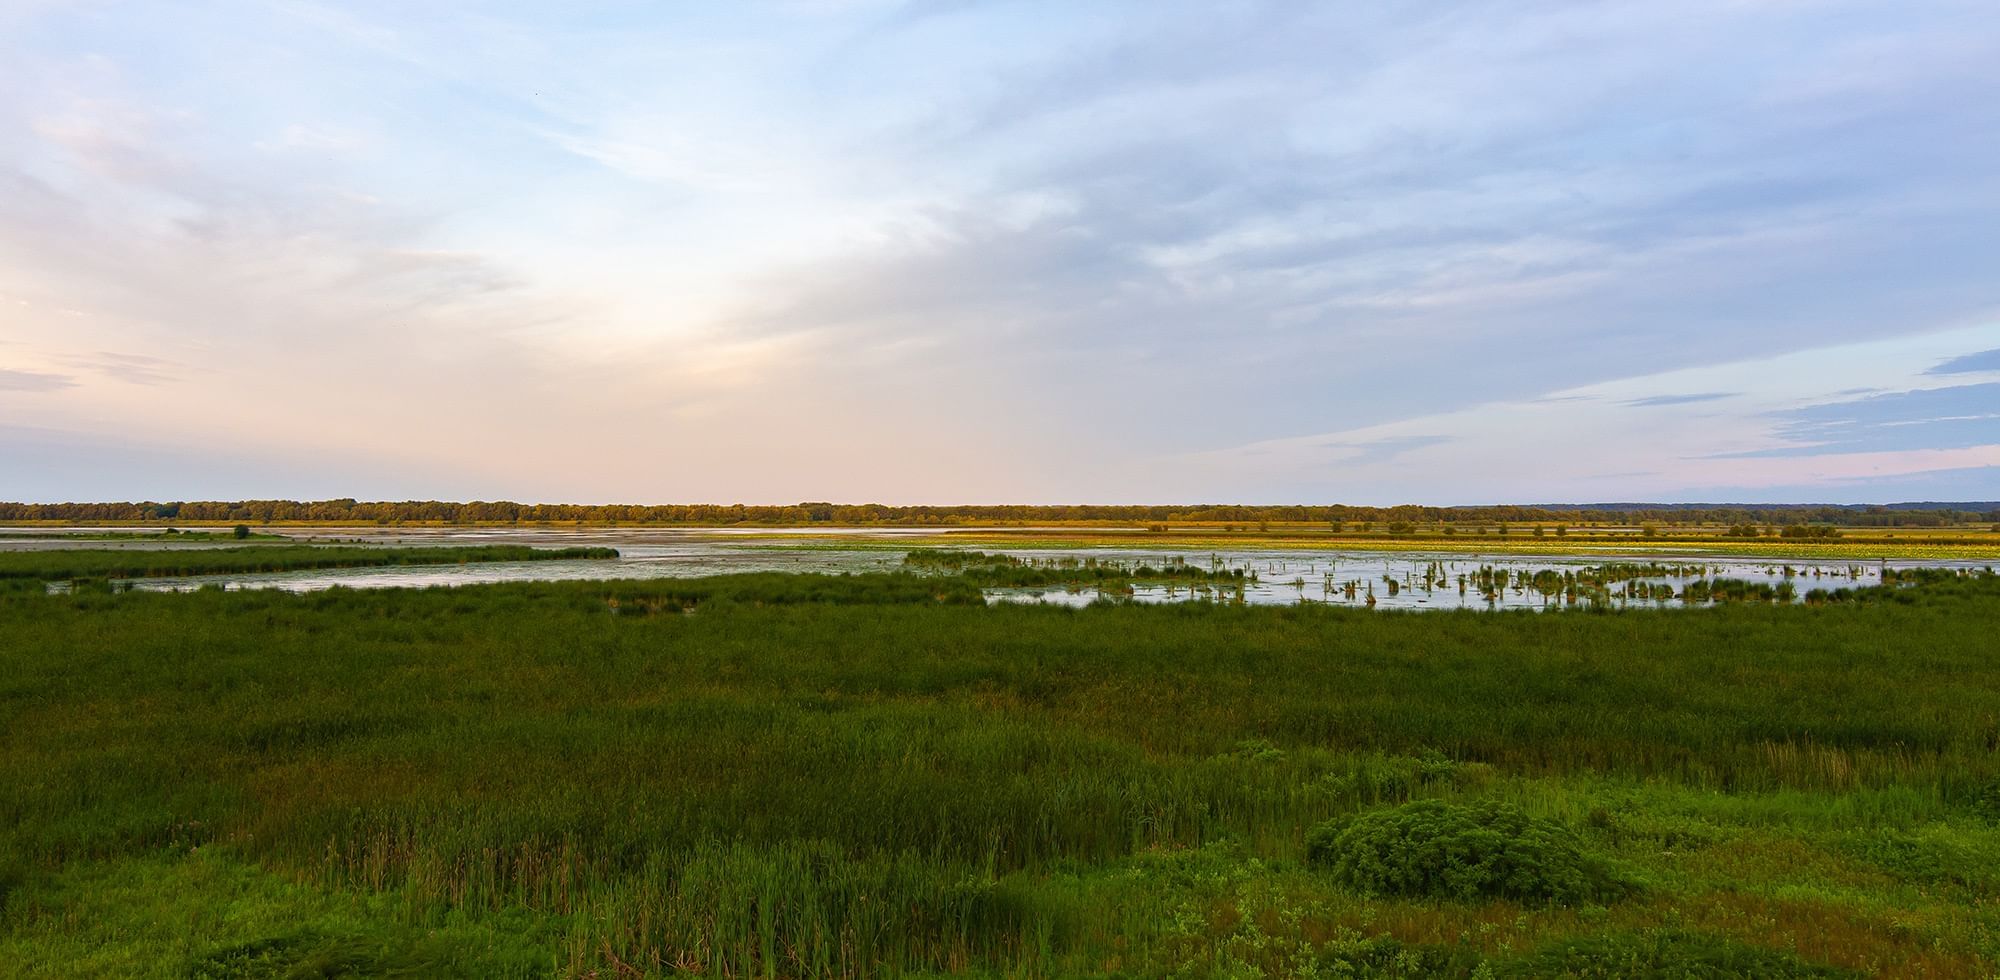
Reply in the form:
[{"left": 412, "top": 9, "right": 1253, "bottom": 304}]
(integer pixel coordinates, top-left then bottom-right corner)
[
  {"left": 5, "top": 527, "right": 911, "bottom": 592},
  {"left": 8, "top": 526, "right": 1983, "bottom": 610},
  {"left": 975, "top": 550, "right": 1931, "bottom": 610}
]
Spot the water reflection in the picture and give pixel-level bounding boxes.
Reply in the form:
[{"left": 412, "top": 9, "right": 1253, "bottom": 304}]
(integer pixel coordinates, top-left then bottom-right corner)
[{"left": 25, "top": 525, "right": 1972, "bottom": 609}]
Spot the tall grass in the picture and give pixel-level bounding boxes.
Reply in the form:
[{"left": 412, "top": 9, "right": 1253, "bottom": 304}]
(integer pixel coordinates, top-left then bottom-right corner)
[{"left": 3, "top": 574, "right": 1998, "bottom": 975}]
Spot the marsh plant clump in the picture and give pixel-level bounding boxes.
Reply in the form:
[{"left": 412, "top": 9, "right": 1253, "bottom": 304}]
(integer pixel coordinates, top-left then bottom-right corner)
[
  {"left": 902, "top": 548, "right": 1250, "bottom": 590},
  {"left": 1305, "top": 799, "right": 1633, "bottom": 905}
]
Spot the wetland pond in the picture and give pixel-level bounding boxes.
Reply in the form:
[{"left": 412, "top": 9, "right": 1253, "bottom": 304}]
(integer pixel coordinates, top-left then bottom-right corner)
[{"left": 8, "top": 525, "right": 1985, "bottom": 610}]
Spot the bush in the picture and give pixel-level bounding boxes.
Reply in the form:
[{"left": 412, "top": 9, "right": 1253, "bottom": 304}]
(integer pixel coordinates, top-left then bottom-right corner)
[
  {"left": 1306, "top": 799, "right": 1629, "bottom": 905},
  {"left": 1973, "top": 780, "right": 2000, "bottom": 823},
  {"left": 1497, "top": 929, "right": 1857, "bottom": 978}
]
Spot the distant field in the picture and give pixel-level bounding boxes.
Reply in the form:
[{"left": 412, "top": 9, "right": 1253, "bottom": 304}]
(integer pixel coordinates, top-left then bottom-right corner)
[
  {"left": 9, "top": 515, "right": 1999, "bottom": 559},
  {"left": 0, "top": 545, "right": 619, "bottom": 582},
  {"left": 3, "top": 571, "right": 1997, "bottom": 976},
  {"left": 749, "top": 525, "right": 2000, "bottom": 561}
]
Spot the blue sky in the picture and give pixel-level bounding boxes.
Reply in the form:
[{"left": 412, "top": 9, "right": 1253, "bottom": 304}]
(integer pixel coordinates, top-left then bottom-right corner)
[{"left": 2, "top": 1, "right": 1998, "bottom": 504}]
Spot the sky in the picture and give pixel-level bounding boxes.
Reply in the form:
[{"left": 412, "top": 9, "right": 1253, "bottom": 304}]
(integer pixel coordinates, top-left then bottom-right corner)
[{"left": 3, "top": 1, "right": 1999, "bottom": 506}]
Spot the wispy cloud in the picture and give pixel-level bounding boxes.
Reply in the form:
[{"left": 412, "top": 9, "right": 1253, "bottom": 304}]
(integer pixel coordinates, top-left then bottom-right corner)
[
  {"left": 1622, "top": 392, "right": 1738, "bottom": 408},
  {"left": 1171, "top": 325, "right": 2000, "bottom": 504},
  {"left": 1928, "top": 348, "right": 2000, "bottom": 375},
  {"left": 60, "top": 352, "right": 180, "bottom": 385},
  {"left": 1714, "top": 383, "right": 2000, "bottom": 459},
  {"left": 1315, "top": 435, "right": 1454, "bottom": 467},
  {"left": 0, "top": 368, "right": 75, "bottom": 392}
]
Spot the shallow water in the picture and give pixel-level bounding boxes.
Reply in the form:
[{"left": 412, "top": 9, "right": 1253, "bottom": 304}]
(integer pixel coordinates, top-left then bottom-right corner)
[
  {"left": 975, "top": 549, "right": 1951, "bottom": 610},
  {"left": 11, "top": 525, "right": 1986, "bottom": 610}
]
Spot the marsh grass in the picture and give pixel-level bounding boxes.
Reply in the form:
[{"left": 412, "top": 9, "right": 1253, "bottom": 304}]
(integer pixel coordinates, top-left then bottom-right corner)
[
  {"left": 3, "top": 573, "right": 1998, "bottom": 975},
  {"left": 903, "top": 548, "right": 1248, "bottom": 590}
]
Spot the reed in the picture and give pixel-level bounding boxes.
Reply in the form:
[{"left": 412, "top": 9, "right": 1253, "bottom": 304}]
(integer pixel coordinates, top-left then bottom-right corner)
[{"left": 3, "top": 572, "right": 1998, "bottom": 976}]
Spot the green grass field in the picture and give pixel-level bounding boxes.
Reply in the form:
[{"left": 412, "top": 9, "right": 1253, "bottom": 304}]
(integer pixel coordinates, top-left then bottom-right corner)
[{"left": 3, "top": 572, "right": 1998, "bottom": 977}]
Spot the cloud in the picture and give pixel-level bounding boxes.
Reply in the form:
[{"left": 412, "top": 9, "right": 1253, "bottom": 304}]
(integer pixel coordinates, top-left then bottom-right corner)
[
  {"left": 1716, "top": 383, "right": 2000, "bottom": 459},
  {"left": 1622, "top": 392, "right": 1738, "bottom": 408},
  {"left": 1928, "top": 347, "right": 2000, "bottom": 374},
  {"left": 1166, "top": 327, "right": 2000, "bottom": 504},
  {"left": 674, "top": 0, "right": 2000, "bottom": 456},
  {"left": 1672, "top": 465, "right": 2000, "bottom": 507},
  {"left": 61, "top": 352, "right": 180, "bottom": 385},
  {"left": 2, "top": 3, "right": 1999, "bottom": 503},
  {"left": 0, "top": 368, "right": 75, "bottom": 391},
  {"left": 1315, "top": 435, "right": 1454, "bottom": 466},
  {"left": 0, "top": 423, "right": 469, "bottom": 501}
]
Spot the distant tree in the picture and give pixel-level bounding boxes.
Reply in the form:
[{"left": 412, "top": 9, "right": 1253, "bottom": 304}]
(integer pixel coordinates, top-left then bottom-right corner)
[{"left": 232, "top": 524, "right": 250, "bottom": 540}]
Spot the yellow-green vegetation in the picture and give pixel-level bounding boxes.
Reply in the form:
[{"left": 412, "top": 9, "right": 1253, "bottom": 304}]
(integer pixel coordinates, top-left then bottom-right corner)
[
  {"left": 3, "top": 572, "right": 1999, "bottom": 977},
  {"left": 11, "top": 498, "right": 2000, "bottom": 559},
  {"left": 770, "top": 526, "right": 2000, "bottom": 561},
  {"left": 0, "top": 545, "right": 619, "bottom": 583}
]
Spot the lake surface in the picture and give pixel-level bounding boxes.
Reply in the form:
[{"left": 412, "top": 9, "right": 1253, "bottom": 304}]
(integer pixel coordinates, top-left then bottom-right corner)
[{"left": 10, "top": 526, "right": 1985, "bottom": 610}]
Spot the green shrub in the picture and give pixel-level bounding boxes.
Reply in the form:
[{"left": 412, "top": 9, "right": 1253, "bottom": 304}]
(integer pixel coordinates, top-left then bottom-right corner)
[
  {"left": 1837, "top": 827, "right": 2000, "bottom": 892},
  {"left": 1228, "top": 738, "right": 1286, "bottom": 763},
  {"left": 1306, "top": 799, "right": 1629, "bottom": 904},
  {"left": 1497, "top": 929, "right": 1858, "bottom": 978},
  {"left": 1971, "top": 779, "right": 2000, "bottom": 823}
]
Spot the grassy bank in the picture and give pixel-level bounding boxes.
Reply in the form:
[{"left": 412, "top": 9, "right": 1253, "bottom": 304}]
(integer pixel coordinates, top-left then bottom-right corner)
[
  {"left": 0, "top": 529, "right": 288, "bottom": 543},
  {"left": 3, "top": 574, "right": 1998, "bottom": 976},
  {"left": 788, "top": 528, "right": 2000, "bottom": 561},
  {"left": 0, "top": 545, "right": 619, "bottom": 582}
]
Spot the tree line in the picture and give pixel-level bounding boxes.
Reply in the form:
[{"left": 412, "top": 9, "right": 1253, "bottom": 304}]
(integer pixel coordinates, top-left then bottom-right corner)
[{"left": 2, "top": 499, "right": 1994, "bottom": 526}]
